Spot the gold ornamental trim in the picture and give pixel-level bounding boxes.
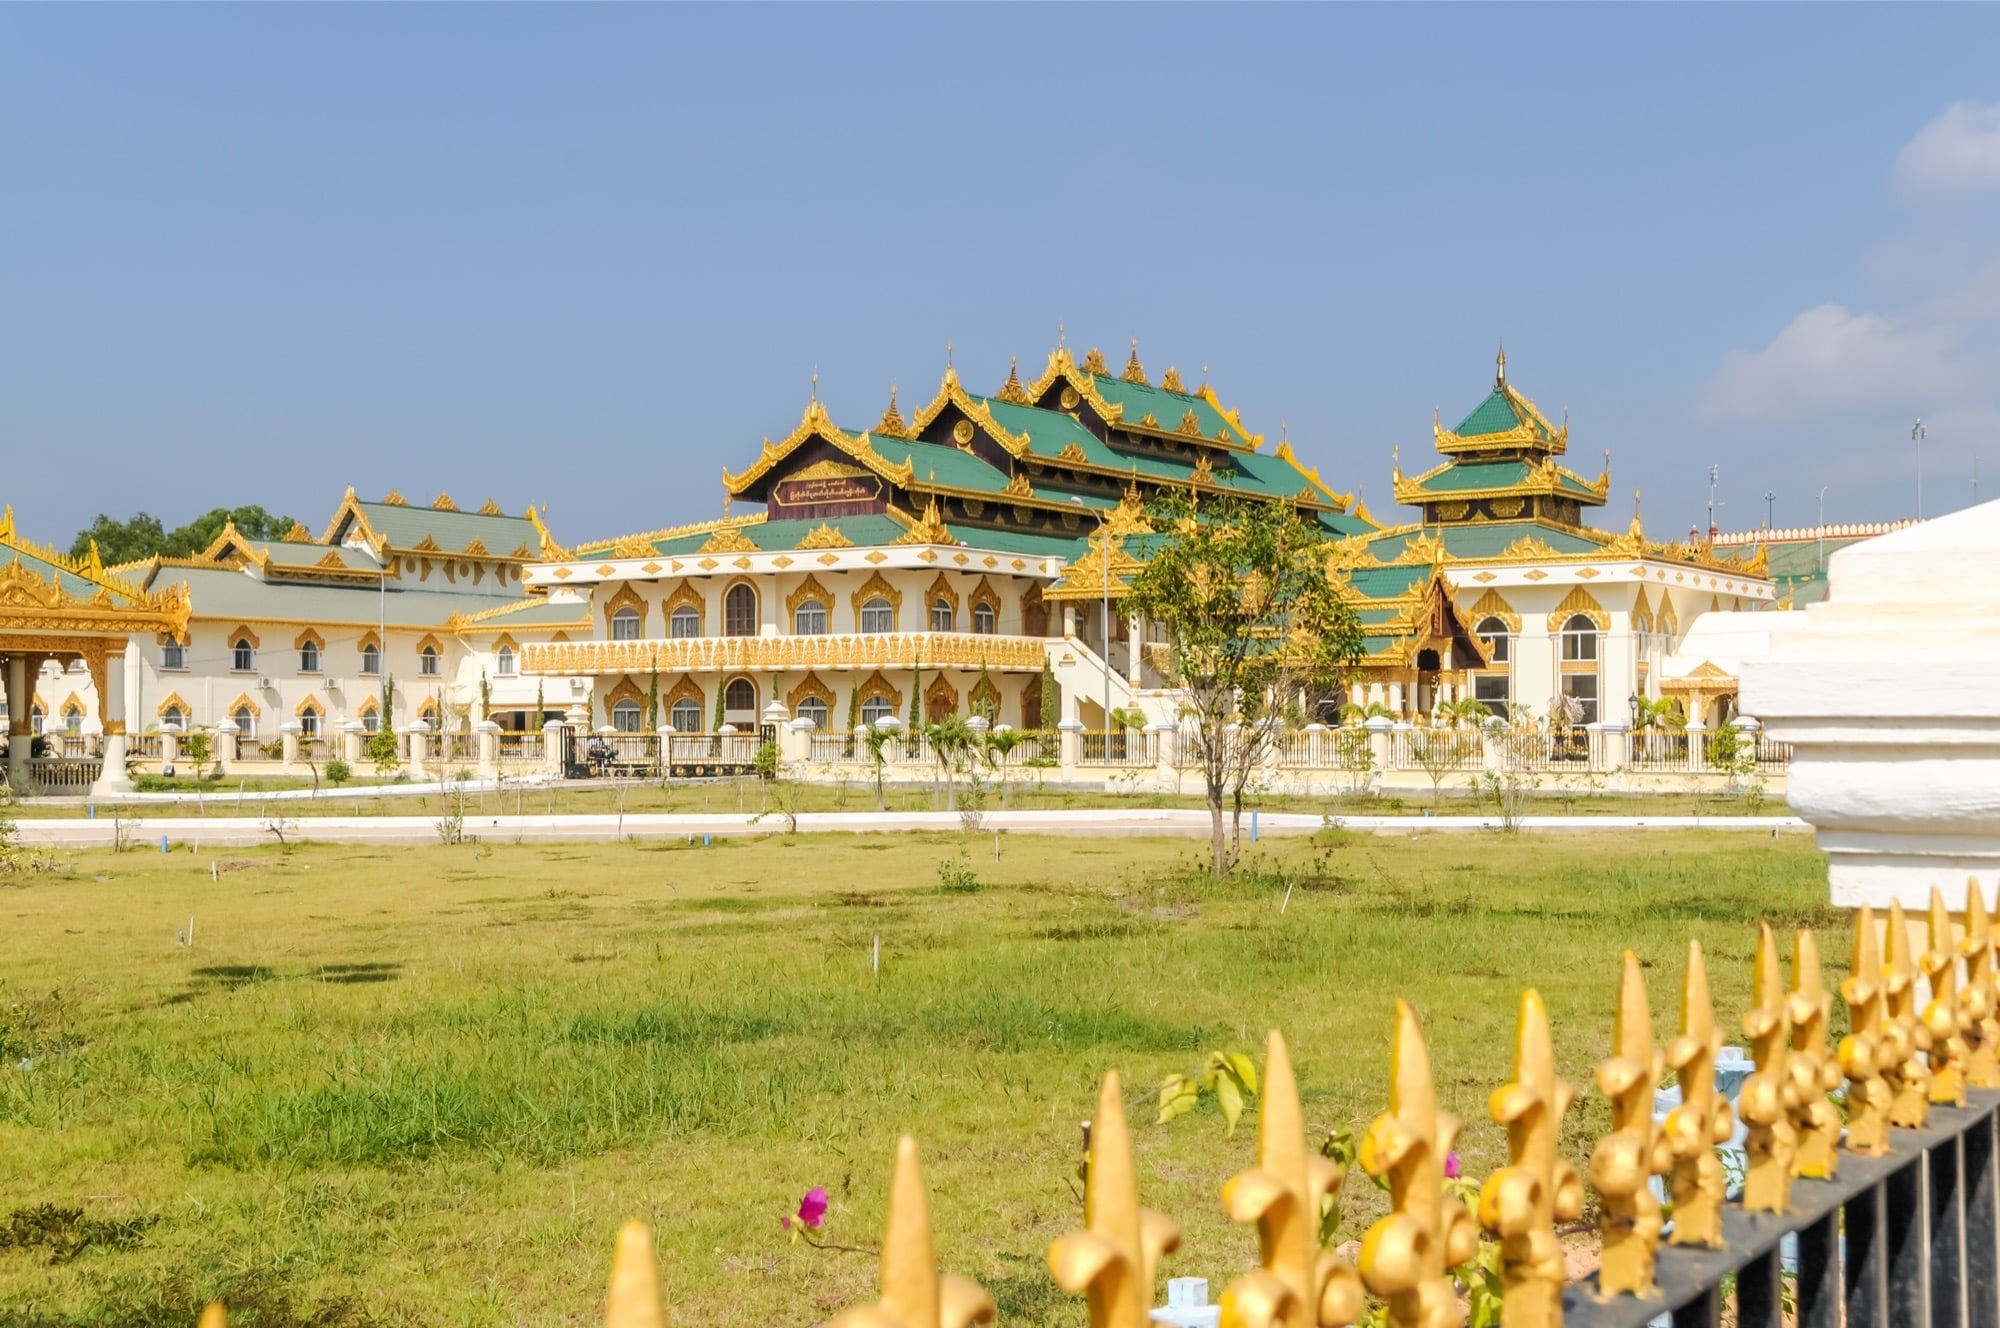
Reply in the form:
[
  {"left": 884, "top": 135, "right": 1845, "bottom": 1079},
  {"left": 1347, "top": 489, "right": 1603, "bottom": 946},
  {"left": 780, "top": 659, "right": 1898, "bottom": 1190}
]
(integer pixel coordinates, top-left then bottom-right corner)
[{"left": 521, "top": 630, "right": 1047, "bottom": 678}]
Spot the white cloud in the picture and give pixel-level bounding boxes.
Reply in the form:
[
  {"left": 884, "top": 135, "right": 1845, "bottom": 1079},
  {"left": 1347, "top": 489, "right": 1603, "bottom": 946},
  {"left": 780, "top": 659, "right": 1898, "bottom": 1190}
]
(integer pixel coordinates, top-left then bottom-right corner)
[
  {"left": 1896, "top": 100, "right": 2000, "bottom": 194},
  {"left": 1697, "top": 303, "right": 1964, "bottom": 421}
]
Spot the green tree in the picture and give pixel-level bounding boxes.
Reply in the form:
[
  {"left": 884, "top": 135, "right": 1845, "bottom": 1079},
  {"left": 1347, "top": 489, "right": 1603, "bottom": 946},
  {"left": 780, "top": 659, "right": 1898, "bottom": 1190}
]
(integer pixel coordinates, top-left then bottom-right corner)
[
  {"left": 908, "top": 652, "right": 924, "bottom": 730},
  {"left": 1123, "top": 489, "right": 1364, "bottom": 877},
  {"left": 646, "top": 659, "right": 660, "bottom": 732},
  {"left": 1038, "top": 658, "right": 1059, "bottom": 731},
  {"left": 69, "top": 512, "right": 167, "bottom": 566},
  {"left": 70, "top": 504, "right": 300, "bottom": 565},
  {"left": 365, "top": 677, "right": 401, "bottom": 773},
  {"left": 846, "top": 683, "right": 860, "bottom": 733}
]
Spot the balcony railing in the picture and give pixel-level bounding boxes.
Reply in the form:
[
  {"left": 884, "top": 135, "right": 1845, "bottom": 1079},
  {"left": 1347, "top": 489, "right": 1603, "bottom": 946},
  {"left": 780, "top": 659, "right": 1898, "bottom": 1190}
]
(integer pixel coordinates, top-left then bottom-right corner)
[{"left": 522, "top": 630, "right": 1047, "bottom": 678}]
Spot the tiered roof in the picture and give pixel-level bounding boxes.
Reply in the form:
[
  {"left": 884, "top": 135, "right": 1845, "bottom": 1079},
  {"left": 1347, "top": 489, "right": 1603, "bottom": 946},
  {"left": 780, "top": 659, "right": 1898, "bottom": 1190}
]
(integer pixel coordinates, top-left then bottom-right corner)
[{"left": 0, "top": 505, "right": 193, "bottom": 639}]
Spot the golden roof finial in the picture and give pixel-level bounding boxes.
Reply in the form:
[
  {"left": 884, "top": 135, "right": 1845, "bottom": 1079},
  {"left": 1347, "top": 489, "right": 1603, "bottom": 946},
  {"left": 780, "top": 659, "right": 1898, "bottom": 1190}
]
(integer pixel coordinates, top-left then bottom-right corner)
[
  {"left": 1738, "top": 924, "right": 1798, "bottom": 1214},
  {"left": 1049, "top": 1072, "right": 1182, "bottom": 1328},
  {"left": 1058, "top": 321, "right": 1067, "bottom": 350},
  {"left": 432, "top": 491, "right": 458, "bottom": 511},
  {"left": 604, "top": 1221, "right": 668, "bottom": 1328},
  {"left": 1925, "top": 885, "right": 1970, "bottom": 1106},
  {"left": 1496, "top": 341, "right": 1507, "bottom": 386},
  {"left": 1478, "top": 990, "right": 1581, "bottom": 1328},
  {"left": 1358, "top": 1001, "right": 1478, "bottom": 1328},
  {"left": 0, "top": 504, "right": 14, "bottom": 542},
  {"left": 830, "top": 1137, "right": 995, "bottom": 1328},
  {"left": 1161, "top": 366, "right": 1186, "bottom": 393},
  {"left": 1962, "top": 880, "right": 2000, "bottom": 1089},
  {"left": 999, "top": 356, "right": 1031, "bottom": 404},
  {"left": 877, "top": 385, "right": 909, "bottom": 438},
  {"left": 85, "top": 538, "right": 103, "bottom": 578},
  {"left": 1883, "top": 899, "right": 1934, "bottom": 1128},
  {"left": 1591, "top": 950, "right": 1669, "bottom": 1297},
  {"left": 1122, "top": 339, "right": 1149, "bottom": 387},
  {"left": 1664, "top": 940, "right": 1732, "bottom": 1247},
  {"left": 1083, "top": 346, "right": 1110, "bottom": 376},
  {"left": 1839, "top": 905, "right": 1893, "bottom": 1155},
  {"left": 811, "top": 370, "right": 819, "bottom": 403},
  {"left": 382, "top": 488, "right": 407, "bottom": 505},
  {"left": 1219, "top": 1031, "right": 1363, "bottom": 1328},
  {"left": 1788, "top": 929, "right": 1843, "bottom": 1179}
]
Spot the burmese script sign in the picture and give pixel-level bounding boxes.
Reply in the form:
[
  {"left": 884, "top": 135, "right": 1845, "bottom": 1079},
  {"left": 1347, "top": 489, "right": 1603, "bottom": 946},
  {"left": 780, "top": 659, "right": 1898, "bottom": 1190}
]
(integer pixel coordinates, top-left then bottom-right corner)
[{"left": 773, "top": 473, "right": 882, "bottom": 508}]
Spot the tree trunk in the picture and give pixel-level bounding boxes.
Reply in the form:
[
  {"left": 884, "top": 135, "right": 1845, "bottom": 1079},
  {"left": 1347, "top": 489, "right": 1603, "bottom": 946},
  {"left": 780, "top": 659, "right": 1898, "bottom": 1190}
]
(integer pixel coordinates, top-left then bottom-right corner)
[
  {"left": 1208, "top": 781, "right": 1228, "bottom": 878},
  {"left": 1229, "top": 784, "right": 1245, "bottom": 869}
]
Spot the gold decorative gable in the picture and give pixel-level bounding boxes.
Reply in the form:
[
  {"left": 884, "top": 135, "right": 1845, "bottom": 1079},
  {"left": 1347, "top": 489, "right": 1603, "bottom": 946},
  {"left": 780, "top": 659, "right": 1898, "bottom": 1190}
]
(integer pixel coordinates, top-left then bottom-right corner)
[
  {"left": 479, "top": 498, "right": 505, "bottom": 516},
  {"left": 281, "top": 522, "right": 314, "bottom": 543},
  {"left": 796, "top": 523, "right": 853, "bottom": 551},
  {"left": 1390, "top": 532, "right": 1445, "bottom": 566},
  {"left": 1632, "top": 584, "right": 1654, "bottom": 632},
  {"left": 1002, "top": 470, "right": 1034, "bottom": 498},
  {"left": 382, "top": 489, "right": 408, "bottom": 506},
  {"left": 1121, "top": 341, "right": 1149, "bottom": 386},
  {"left": 1105, "top": 485, "right": 1154, "bottom": 536},
  {"left": 1160, "top": 366, "right": 1186, "bottom": 393},
  {"left": 155, "top": 691, "right": 192, "bottom": 720},
  {"left": 462, "top": 538, "right": 489, "bottom": 557},
  {"left": 227, "top": 691, "right": 262, "bottom": 719},
  {"left": 850, "top": 571, "right": 902, "bottom": 625},
  {"left": 602, "top": 583, "right": 648, "bottom": 637},
  {"left": 1552, "top": 584, "right": 1609, "bottom": 632},
  {"left": 662, "top": 674, "right": 704, "bottom": 719},
  {"left": 1056, "top": 442, "right": 1088, "bottom": 464},
  {"left": 1082, "top": 347, "right": 1110, "bottom": 376},
  {"left": 432, "top": 493, "right": 458, "bottom": 511},
  {"left": 785, "top": 573, "right": 834, "bottom": 622},
  {"left": 890, "top": 498, "right": 958, "bottom": 547},
  {"left": 874, "top": 386, "right": 909, "bottom": 439},
  {"left": 997, "top": 357, "right": 1032, "bottom": 404},
  {"left": 856, "top": 669, "right": 903, "bottom": 716},
  {"left": 1466, "top": 587, "right": 1520, "bottom": 635},
  {"left": 1496, "top": 534, "right": 1565, "bottom": 562},
  {"left": 314, "top": 550, "right": 348, "bottom": 570},
  {"left": 922, "top": 571, "right": 961, "bottom": 619},
  {"left": 785, "top": 672, "right": 836, "bottom": 715},
  {"left": 722, "top": 398, "right": 917, "bottom": 498},
  {"left": 1189, "top": 454, "right": 1215, "bottom": 486},
  {"left": 1176, "top": 409, "right": 1203, "bottom": 438},
  {"left": 698, "top": 526, "right": 759, "bottom": 555}
]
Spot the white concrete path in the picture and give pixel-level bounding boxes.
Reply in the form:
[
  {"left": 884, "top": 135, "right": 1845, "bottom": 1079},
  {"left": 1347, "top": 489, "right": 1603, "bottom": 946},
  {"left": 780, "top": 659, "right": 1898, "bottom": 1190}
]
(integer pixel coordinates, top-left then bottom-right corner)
[{"left": 14, "top": 808, "right": 1810, "bottom": 849}]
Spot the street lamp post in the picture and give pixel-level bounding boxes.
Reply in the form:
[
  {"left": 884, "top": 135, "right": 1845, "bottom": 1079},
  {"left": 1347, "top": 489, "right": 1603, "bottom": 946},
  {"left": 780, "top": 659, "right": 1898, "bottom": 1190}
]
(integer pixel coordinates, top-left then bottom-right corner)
[{"left": 1764, "top": 491, "right": 1776, "bottom": 530}]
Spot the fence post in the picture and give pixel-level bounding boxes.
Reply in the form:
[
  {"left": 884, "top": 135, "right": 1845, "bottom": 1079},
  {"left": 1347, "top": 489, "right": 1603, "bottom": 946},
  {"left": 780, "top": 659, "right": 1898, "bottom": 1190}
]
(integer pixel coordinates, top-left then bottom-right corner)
[
  {"left": 402, "top": 722, "right": 430, "bottom": 779},
  {"left": 1686, "top": 721, "right": 1708, "bottom": 774},
  {"left": 544, "top": 718, "right": 566, "bottom": 776},
  {"left": 341, "top": 720, "right": 365, "bottom": 767},
  {"left": 214, "top": 720, "right": 239, "bottom": 774},
  {"left": 1057, "top": 718, "right": 1083, "bottom": 771},
  {"left": 279, "top": 720, "right": 302, "bottom": 770},
  {"left": 1599, "top": 720, "right": 1629, "bottom": 785},
  {"left": 1365, "top": 715, "right": 1394, "bottom": 773},
  {"left": 160, "top": 724, "right": 180, "bottom": 772},
  {"left": 475, "top": 720, "right": 501, "bottom": 779}
]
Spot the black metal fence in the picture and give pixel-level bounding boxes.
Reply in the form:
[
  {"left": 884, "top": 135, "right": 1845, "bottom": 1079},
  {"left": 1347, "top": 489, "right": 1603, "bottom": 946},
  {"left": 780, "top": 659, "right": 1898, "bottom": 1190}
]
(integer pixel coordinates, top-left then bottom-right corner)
[{"left": 1566, "top": 1089, "right": 1998, "bottom": 1327}]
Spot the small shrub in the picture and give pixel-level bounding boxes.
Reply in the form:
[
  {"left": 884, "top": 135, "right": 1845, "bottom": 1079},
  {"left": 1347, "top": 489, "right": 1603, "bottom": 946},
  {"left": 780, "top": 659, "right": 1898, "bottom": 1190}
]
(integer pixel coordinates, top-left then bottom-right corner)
[
  {"left": 935, "top": 853, "right": 979, "bottom": 894},
  {"left": 325, "top": 758, "right": 351, "bottom": 787}
]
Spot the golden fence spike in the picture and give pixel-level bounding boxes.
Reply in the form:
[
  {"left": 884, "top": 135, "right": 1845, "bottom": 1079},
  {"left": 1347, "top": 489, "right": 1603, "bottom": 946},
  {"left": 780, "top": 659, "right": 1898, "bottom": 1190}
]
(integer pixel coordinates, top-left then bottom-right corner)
[
  {"left": 1049, "top": 1072, "right": 1182, "bottom": 1328},
  {"left": 1591, "top": 950, "right": 1669, "bottom": 1297},
  {"left": 1358, "top": 1000, "right": 1479, "bottom": 1328},
  {"left": 1663, "top": 940, "right": 1731, "bottom": 1247},
  {"left": 1962, "top": 879, "right": 2000, "bottom": 1090},
  {"left": 1477, "top": 990, "right": 1581, "bottom": 1328},
  {"left": 605, "top": 1221, "right": 668, "bottom": 1328},
  {"left": 1739, "top": 924, "right": 1798, "bottom": 1214},
  {"left": 1883, "top": 900, "right": 1934, "bottom": 1129},
  {"left": 197, "top": 1304, "right": 228, "bottom": 1328},
  {"left": 1219, "top": 1031, "right": 1361, "bottom": 1328},
  {"left": 1788, "top": 929, "right": 1843, "bottom": 1179},
  {"left": 1925, "top": 885, "right": 1970, "bottom": 1107},
  {"left": 1839, "top": 905, "right": 1893, "bottom": 1155},
  {"left": 831, "top": 1137, "right": 995, "bottom": 1328}
]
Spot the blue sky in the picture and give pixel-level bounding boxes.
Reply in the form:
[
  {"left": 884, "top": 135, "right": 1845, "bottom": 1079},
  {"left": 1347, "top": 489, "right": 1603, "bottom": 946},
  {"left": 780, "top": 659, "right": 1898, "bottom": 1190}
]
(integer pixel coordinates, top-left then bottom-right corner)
[{"left": 6, "top": 5, "right": 2000, "bottom": 547}]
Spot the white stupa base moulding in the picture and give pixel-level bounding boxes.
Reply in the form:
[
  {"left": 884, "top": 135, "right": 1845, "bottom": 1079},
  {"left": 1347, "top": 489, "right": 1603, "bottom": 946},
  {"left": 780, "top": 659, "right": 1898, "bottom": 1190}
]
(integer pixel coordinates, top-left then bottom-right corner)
[{"left": 1744, "top": 500, "right": 2000, "bottom": 911}]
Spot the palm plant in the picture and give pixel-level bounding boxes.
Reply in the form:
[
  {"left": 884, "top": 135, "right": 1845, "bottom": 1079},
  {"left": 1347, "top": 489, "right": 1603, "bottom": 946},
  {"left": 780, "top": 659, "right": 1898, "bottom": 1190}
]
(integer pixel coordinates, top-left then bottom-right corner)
[
  {"left": 925, "top": 715, "right": 975, "bottom": 812},
  {"left": 1339, "top": 700, "right": 1396, "bottom": 725},
  {"left": 984, "top": 728, "right": 1023, "bottom": 809},
  {"left": 1439, "top": 696, "right": 1491, "bottom": 729},
  {"left": 1634, "top": 695, "right": 1686, "bottom": 731}
]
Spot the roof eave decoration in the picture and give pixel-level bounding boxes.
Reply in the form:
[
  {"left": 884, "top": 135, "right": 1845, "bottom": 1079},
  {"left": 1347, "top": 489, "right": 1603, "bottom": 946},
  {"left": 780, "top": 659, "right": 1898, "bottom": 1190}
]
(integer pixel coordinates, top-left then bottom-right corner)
[
  {"left": 905, "top": 368, "right": 1033, "bottom": 458},
  {"left": 722, "top": 398, "right": 918, "bottom": 498},
  {"left": 0, "top": 556, "right": 193, "bottom": 642},
  {"left": 1023, "top": 348, "right": 1127, "bottom": 429},
  {"left": 1273, "top": 439, "right": 1356, "bottom": 515},
  {"left": 887, "top": 498, "right": 960, "bottom": 547},
  {"left": 1433, "top": 381, "right": 1570, "bottom": 457},
  {"left": 0, "top": 506, "right": 165, "bottom": 606},
  {"left": 319, "top": 487, "right": 387, "bottom": 559},
  {"left": 527, "top": 505, "right": 571, "bottom": 561},
  {"left": 1391, "top": 457, "right": 1610, "bottom": 506},
  {"left": 571, "top": 513, "right": 767, "bottom": 559},
  {"left": 1042, "top": 528, "right": 1145, "bottom": 602}
]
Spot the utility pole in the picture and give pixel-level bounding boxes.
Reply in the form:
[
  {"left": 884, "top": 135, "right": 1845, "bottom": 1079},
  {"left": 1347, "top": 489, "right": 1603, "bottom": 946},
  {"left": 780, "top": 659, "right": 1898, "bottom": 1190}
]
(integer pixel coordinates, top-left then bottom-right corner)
[
  {"left": 1912, "top": 418, "right": 1926, "bottom": 519},
  {"left": 1763, "top": 490, "right": 1776, "bottom": 530},
  {"left": 1706, "top": 465, "right": 1721, "bottom": 541}
]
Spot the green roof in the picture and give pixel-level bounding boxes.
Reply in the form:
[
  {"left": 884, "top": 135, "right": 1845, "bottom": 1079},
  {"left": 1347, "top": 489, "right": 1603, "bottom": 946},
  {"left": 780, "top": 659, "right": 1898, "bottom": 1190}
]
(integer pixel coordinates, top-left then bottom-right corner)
[
  {"left": 3, "top": 549, "right": 118, "bottom": 600},
  {"left": 1452, "top": 386, "right": 1556, "bottom": 441},
  {"left": 1363, "top": 520, "right": 1608, "bottom": 563},
  {"left": 171, "top": 565, "right": 546, "bottom": 627},
  {"left": 238, "top": 538, "right": 384, "bottom": 572},
  {"left": 979, "top": 397, "right": 1274, "bottom": 494},
  {"left": 1084, "top": 374, "right": 1251, "bottom": 446},
  {"left": 347, "top": 502, "right": 541, "bottom": 557},
  {"left": 1400, "top": 459, "right": 1600, "bottom": 500},
  {"left": 866, "top": 435, "right": 1011, "bottom": 492}
]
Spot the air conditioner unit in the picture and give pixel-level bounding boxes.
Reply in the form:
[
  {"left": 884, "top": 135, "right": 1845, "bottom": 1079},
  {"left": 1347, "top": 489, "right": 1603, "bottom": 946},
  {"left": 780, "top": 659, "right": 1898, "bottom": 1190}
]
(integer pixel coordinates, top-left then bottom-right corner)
[
  {"left": 322, "top": 677, "right": 340, "bottom": 692},
  {"left": 569, "top": 678, "right": 588, "bottom": 694},
  {"left": 257, "top": 676, "right": 276, "bottom": 691}
]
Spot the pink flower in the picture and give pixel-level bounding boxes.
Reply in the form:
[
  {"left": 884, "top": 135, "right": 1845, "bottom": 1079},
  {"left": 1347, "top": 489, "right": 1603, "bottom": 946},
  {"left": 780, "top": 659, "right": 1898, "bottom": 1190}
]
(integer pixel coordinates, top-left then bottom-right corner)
[
  {"left": 797, "top": 1187, "right": 828, "bottom": 1230},
  {"left": 1443, "top": 1152, "right": 1461, "bottom": 1180}
]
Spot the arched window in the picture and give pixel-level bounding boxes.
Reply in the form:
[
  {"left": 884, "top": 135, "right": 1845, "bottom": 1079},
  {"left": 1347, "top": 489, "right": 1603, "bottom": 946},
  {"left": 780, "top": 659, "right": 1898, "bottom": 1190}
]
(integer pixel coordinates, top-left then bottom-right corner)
[
  {"left": 724, "top": 584, "right": 758, "bottom": 637},
  {"left": 930, "top": 598, "right": 954, "bottom": 632},
  {"left": 63, "top": 707, "right": 81, "bottom": 735},
  {"left": 670, "top": 698, "right": 702, "bottom": 732},
  {"left": 162, "top": 641, "right": 186, "bottom": 671},
  {"left": 1475, "top": 616, "right": 1511, "bottom": 664},
  {"left": 859, "top": 597, "right": 893, "bottom": 634},
  {"left": 795, "top": 696, "right": 829, "bottom": 729},
  {"left": 611, "top": 700, "right": 642, "bottom": 732},
  {"left": 232, "top": 638, "right": 255, "bottom": 672},
  {"left": 162, "top": 705, "right": 185, "bottom": 730},
  {"left": 611, "top": 607, "right": 642, "bottom": 641},
  {"left": 420, "top": 645, "right": 440, "bottom": 676},
  {"left": 669, "top": 606, "right": 700, "bottom": 639},
  {"left": 361, "top": 642, "right": 381, "bottom": 676},
  {"left": 29, "top": 705, "right": 43, "bottom": 736},
  {"left": 860, "top": 696, "right": 893, "bottom": 727},
  {"left": 233, "top": 705, "right": 255, "bottom": 737},
  {"left": 300, "top": 641, "right": 321, "bottom": 673},
  {"left": 361, "top": 707, "right": 380, "bottom": 734},
  {"left": 793, "top": 600, "right": 828, "bottom": 635},
  {"left": 1560, "top": 614, "right": 1598, "bottom": 662},
  {"left": 972, "top": 603, "right": 997, "bottom": 635},
  {"left": 495, "top": 646, "right": 516, "bottom": 676},
  {"left": 724, "top": 677, "right": 756, "bottom": 712},
  {"left": 299, "top": 708, "right": 322, "bottom": 739}
]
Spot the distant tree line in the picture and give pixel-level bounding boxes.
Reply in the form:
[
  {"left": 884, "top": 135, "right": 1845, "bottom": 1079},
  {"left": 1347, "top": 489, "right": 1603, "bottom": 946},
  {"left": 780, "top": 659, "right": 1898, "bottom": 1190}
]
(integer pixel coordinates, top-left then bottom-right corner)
[{"left": 70, "top": 505, "right": 301, "bottom": 567}]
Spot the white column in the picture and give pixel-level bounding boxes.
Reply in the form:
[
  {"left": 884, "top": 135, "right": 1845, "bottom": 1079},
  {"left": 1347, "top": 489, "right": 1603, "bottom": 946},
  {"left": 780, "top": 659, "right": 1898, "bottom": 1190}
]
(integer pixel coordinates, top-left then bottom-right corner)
[
  {"left": 160, "top": 724, "right": 180, "bottom": 772},
  {"left": 543, "top": 718, "right": 566, "bottom": 776},
  {"left": 1057, "top": 717, "right": 1083, "bottom": 770},
  {"left": 341, "top": 720, "right": 366, "bottom": 766},
  {"left": 475, "top": 720, "right": 501, "bottom": 778},
  {"left": 214, "top": 720, "right": 240, "bottom": 771},
  {"left": 403, "top": 722, "right": 430, "bottom": 778},
  {"left": 279, "top": 720, "right": 302, "bottom": 770},
  {"left": 1062, "top": 604, "right": 1078, "bottom": 638},
  {"left": 91, "top": 648, "right": 134, "bottom": 797},
  {"left": 1126, "top": 613, "right": 1142, "bottom": 684}
]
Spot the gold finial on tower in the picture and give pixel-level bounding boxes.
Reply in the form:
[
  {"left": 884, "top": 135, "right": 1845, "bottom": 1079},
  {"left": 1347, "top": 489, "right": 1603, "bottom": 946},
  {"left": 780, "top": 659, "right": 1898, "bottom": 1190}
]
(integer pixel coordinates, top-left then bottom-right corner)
[
  {"left": 1839, "top": 906, "right": 1894, "bottom": 1154},
  {"left": 1219, "top": 1031, "right": 1363, "bottom": 1328},
  {"left": 830, "top": 1138, "right": 995, "bottom": 1328},
  {"left": 1962, "top": 880, "right": 2000, "bottom": 1088},
  {"left": 999, "top": 356, "right": 1031, "bottom": 404},
  {"left": 1358, "top": 1001, "right": 1478, "bottom": 1328},
  {"left": 1478, "top": 990, "right": 1581, "bottom": 1328},
  {"left": 1049, "top": 1073, "right": 1182, "bottom": 1328},
  {"left": 1591, "top": 951, "right": 1670, "bottom": 1297},
  {"left": 1788, "top": 929, "right": 1843, "bottom": 1179},
  {"left": 1664, "top": 941, "right": 1732, "bottom": 1247},
  {"left": 1058, "top": 321, "right": 1067, "bottom": 349},
  {"left": 878, "top": 385, "right": 909, "bottom": 438},
  {"left": 1122, "top": 339, "right": 1149, "bottom": 386},
  {"left": 1882, "top": 900, "right": 1934, "bottom": 1128},
  {"left": 1739, "top": 924, "right": 1799, "bottom": 1214},
  {"left": 604, "top": 1221, "right": 668, "bottom": 1328},
  {"left": 1925, "top": 886, "right": 1970, "bottom": 1106},
  {"left": 1495, "top": 342, "right": 1507, "bottom": 386},
  {"left": 1161, "top": 366, "right": 1186, "bottom": 393}
]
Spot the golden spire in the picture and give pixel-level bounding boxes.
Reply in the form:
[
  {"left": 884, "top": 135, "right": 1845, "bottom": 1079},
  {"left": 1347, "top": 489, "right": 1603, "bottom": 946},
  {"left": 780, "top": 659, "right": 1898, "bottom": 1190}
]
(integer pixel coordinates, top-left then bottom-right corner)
[
  {"left": 1358, "top": 1001, "right": 1478, "bottom": 1328},
  {"left": 1738, "top": 924, "right": 1798, "bottom": 1214},
  {"left": 1049, "top": 1072, "right": 1182, "bottom": 1328},
  {"left": 1962, "top": 880, "right": 2000, "bottom": 1089},
  {"left": 1838, "top": 905, "right": 1893, "bottom": 1155},
  {"left": 1591, "top": 951, "right": 1669, "bottom": 1297},
  {"left": 1495, "top": 342, "right": 1507, "bottom": 387},
  {"left": 604, "top": 1221, "right": 668, "bottom": 1328},
  {"left": 1122, "top": 339, "right": 1149, "bottom": 387},
  {"left": 999, "top": 356, "right": 1031, "bottom": 404},
  {"left": 1925, "top": 885, "right": 1970, "bottom": 1106},
  {"left": 1882, "top": 899, "right": 1934, "bottom": 1128},
  {"left": 877, "top": 385, "right": 909, "bottom": 438},
  {"left": 382, "top": 488, "right": 408, "bottom": 505},
  {"left": 830, "top": 1137, "right": 995, "bottom": 1328},
  {"left": 85, "top": 538, "right": 104, "bottom": 578},
  {"left": 1219, "top": 1031, "right": 1363, "bottom": 1328},
  {"left": 1161, "top": 366, "right": 1186, "bottom": 394},
  {"left": 432, "top": 491, "right": 458, "bottom": 511},
  {"left": 1788, "top": 929, "right": 1843, "bottom": 1179},
  {"left": 1664, "top": 940, "right": 1731, "bottom": 1247},
  {"left": 1477, "top": 990, "right": 1581, "bottom": 1328},
  {"left": 478, "top": 498, "right": 504, "bottom": 516},
  {"left": 0, "top": 504, "right": 14, "bottom": 542}
]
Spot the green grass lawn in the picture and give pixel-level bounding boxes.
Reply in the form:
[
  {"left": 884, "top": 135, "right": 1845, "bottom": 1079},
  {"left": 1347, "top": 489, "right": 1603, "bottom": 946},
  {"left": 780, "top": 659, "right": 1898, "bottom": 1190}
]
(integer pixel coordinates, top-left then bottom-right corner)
[{"left": 0, "top": 829, "right": 1834, "bottom": 1326}]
